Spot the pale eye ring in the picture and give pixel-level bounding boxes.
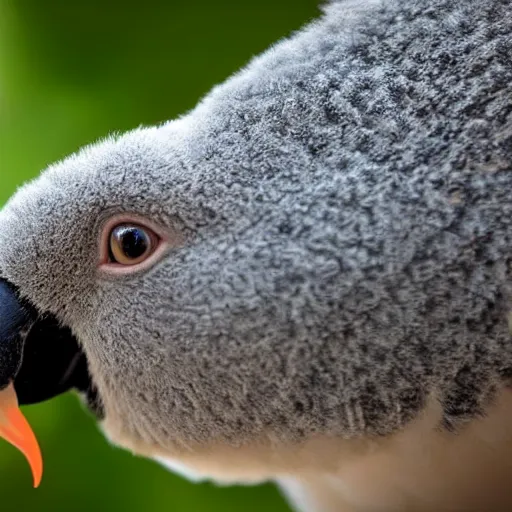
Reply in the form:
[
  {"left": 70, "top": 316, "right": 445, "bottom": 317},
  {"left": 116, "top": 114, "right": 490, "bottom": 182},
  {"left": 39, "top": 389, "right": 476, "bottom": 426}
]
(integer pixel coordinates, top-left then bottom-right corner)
[{"left": 108, "top": 224, "right": 156, "bottom": 265}]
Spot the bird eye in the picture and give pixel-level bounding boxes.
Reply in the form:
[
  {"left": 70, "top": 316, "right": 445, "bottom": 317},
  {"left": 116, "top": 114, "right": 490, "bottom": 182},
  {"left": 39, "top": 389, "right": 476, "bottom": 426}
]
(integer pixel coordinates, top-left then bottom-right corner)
[
  {"left": 108, "top": 224, "right": 158, "bottom": 265},
  {"left": 99, "top": 215, "right": 176, "bottom": 276}
]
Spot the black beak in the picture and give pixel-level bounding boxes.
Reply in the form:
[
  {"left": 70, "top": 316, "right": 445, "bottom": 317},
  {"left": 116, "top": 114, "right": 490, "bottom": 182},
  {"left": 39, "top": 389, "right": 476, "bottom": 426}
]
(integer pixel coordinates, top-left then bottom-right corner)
[{"left": 0, "top": 278, "right": 102, "bottom": 415}]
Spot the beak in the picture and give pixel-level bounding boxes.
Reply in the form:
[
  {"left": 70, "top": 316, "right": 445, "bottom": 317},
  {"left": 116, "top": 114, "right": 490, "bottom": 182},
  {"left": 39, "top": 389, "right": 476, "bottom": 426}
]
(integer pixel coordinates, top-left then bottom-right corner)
[
  {"left": 0, "top": 278, "right": 99, "bottom": 487},
  {"left": 0, "top": 278, "right": 41, "bottom": 487}
]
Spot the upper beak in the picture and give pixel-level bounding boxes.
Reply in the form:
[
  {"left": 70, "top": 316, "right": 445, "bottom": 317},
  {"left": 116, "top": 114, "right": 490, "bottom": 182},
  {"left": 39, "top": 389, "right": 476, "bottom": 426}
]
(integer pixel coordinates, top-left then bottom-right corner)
[{"left": 0, "top": 278, "right": 97, "bottom": 487}]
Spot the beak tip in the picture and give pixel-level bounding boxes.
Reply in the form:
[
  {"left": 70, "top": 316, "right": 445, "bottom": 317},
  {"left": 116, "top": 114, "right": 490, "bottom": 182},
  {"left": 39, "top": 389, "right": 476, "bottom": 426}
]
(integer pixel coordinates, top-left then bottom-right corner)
[{"left": 33, "top": 473, "right": 42, "bottom": 489}]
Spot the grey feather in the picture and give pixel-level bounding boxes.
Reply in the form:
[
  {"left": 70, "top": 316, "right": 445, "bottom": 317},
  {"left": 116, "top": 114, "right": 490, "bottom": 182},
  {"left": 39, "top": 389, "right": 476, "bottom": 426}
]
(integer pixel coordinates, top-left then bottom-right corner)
[{"left": 0, "top": 0, "right": 511, "bottom": 460}]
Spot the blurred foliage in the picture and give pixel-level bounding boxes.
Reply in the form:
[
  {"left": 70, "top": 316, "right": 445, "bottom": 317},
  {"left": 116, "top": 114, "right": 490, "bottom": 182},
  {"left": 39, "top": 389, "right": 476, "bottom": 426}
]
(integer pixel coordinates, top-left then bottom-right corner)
[{"left": 0, "top": 1, "right": 319, "bottom": 510}]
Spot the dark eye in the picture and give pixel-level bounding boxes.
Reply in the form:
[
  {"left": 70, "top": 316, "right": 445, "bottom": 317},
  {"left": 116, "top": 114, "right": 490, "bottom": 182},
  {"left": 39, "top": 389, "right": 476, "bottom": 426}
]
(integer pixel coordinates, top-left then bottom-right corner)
[{"left": 108, "top": 224, "right": 158, "bottom": 265}]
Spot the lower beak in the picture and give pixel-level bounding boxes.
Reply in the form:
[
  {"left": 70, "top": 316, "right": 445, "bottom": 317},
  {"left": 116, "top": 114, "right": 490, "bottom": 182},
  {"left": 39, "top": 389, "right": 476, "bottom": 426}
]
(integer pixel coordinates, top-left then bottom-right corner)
[{"left": 0, "top": 382, "right": 42, "bottom": 488}]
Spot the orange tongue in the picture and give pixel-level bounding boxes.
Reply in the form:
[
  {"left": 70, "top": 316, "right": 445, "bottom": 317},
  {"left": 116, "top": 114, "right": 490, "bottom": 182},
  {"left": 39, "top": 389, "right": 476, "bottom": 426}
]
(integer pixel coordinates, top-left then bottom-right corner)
[{"left": 0, "top": 383, "right": 42, "bottom": 487}]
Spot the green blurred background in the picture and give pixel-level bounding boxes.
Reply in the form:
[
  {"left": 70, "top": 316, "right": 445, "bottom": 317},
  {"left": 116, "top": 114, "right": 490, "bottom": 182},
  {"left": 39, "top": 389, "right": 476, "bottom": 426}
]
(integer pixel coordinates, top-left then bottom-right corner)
[{"left": 0, "top": 1, "right": 320, "bottom": 510}]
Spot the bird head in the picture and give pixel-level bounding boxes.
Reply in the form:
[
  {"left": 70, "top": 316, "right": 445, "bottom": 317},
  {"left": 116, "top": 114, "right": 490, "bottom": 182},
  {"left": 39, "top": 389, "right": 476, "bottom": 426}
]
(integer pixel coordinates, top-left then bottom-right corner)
[{"left": 0, "top": 103, "right": 342, "bottom": 483}]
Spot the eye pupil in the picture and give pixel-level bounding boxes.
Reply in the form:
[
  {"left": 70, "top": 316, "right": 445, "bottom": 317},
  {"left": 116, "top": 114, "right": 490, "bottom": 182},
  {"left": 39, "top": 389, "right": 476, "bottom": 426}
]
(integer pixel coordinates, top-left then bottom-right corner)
[{"left": 119, "top": 228, "right": 148, "bottom": 259}]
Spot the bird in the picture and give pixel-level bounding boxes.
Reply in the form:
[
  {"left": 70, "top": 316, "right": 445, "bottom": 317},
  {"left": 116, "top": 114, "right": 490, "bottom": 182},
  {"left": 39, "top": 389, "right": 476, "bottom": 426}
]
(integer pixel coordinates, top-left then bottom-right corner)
[{"left": 0, "top": 0, "right": 511, "bottom": 510}]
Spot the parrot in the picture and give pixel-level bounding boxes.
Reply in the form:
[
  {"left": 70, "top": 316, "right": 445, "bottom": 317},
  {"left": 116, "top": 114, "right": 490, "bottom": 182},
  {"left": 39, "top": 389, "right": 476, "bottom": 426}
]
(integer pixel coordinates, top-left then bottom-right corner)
[{"left": 0, "top": 0, "right": 511, "bottom": 510}]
